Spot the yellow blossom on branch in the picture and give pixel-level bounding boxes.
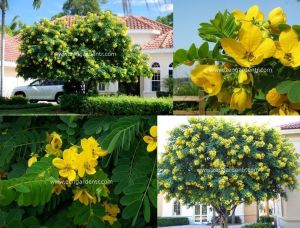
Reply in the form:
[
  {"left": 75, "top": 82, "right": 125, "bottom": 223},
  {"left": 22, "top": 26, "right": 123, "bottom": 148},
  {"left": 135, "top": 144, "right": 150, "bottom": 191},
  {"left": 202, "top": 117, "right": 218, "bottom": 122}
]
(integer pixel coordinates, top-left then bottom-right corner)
[{"left": 143, "top": 125, "right": 157, "bottom": 152}]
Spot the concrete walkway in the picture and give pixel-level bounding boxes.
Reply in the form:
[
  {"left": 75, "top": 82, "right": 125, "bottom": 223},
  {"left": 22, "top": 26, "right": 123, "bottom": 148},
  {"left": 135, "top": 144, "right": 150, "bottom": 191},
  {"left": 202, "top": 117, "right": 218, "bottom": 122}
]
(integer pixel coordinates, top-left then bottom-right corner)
[{"left": 160, "top": 225, "right": 244, "bottom": 228}]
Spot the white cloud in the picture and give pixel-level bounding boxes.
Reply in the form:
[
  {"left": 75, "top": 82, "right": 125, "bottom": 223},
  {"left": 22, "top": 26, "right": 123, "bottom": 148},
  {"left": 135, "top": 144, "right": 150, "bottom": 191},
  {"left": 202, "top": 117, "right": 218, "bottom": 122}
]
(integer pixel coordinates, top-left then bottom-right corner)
[{"left": 159, "top": 3, "right": 173, "bottom": 12}]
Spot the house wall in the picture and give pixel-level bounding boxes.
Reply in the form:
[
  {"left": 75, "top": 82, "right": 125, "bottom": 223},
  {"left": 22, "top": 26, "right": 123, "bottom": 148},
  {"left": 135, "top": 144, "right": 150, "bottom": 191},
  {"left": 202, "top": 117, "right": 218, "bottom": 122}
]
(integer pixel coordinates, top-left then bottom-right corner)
[
  {"left": 142, "top": 51, "right": 173, "bottom": 97},
  {"left": 127, "top": 31, "right": 157, "bottom": 46},
  {"left": 158, "top": 193, "right": 247, "bottom": 225},
  {"left": 275, "top": 131, "right": 300, "bottom": 228},
  {"left": 3, "top": 66, "right": 30, "bottom": 97}
]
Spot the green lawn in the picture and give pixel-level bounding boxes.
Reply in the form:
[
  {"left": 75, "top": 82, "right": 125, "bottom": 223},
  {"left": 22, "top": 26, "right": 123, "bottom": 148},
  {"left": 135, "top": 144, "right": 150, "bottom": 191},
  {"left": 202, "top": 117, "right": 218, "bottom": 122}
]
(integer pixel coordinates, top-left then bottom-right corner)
[{"left": 0, "top": 105, "right": 77, "bottom": 115}]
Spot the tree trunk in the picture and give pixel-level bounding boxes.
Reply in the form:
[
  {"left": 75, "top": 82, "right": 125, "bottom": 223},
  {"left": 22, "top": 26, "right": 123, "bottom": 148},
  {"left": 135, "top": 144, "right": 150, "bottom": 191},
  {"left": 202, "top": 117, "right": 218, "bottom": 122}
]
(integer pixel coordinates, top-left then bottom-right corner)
[
  {"left": 0, "top": 0, "right": 6, "bottom": 97},
  {"left": 220, "top": 214, "right": 228, "bottom": 228},
  {"left": 256, "top": 201, "right": 260, "bottom": 222},
  {"left": 231, "top": 207, "right": 236, "bottom": 224},
  {"left": 265, "top": 200, "right": 270, "bottom": 216}
]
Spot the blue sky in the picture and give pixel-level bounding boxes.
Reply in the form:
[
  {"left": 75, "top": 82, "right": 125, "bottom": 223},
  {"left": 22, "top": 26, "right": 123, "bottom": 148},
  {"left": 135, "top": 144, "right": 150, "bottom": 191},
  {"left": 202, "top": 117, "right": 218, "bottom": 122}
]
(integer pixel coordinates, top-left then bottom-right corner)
[
  {"left": 6, "top": 0, "right": 173, "bottom": 25},
  {"left": 174, "top": 0, "right": 300, "bottom": 49}
]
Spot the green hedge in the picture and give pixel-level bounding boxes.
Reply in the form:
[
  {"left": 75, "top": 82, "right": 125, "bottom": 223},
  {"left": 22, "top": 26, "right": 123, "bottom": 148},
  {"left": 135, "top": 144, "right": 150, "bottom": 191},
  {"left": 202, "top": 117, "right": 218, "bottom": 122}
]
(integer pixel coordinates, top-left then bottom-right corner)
[
  {"left": 0, "top": 96, "right": 28, "bottom": 105},
  {"left": 242, "top": 222, "right": 273, "bottom": 228},
  {"left": 157, "top": 217, "right": 189, "bottom": 227},
  {"left": 60, "top": 94, "right": 173, "bottom": 115},
  {"left": 259, "top": 216, "right": 274, "bottom": 224},
  {"left": 0, "top": 103, "right": 52, "bottom": 110}
]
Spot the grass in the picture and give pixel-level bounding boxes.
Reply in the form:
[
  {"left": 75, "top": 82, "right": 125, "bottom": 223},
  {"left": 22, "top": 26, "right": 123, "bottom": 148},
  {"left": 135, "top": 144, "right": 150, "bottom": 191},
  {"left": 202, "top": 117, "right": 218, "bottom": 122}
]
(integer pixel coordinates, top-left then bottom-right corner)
[{"left": 0, "top": 105, "right": 76, "bottom": 115}]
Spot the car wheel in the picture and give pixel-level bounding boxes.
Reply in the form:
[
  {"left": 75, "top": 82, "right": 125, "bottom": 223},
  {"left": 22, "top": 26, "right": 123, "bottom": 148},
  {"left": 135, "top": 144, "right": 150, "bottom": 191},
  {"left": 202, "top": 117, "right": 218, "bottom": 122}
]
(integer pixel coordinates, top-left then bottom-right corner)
[
  {"left": 14, "top": 92, "right": 26, "bottom": 97},
  {"left": 55, "top": 93, "right": 63, "bottom": 104}
]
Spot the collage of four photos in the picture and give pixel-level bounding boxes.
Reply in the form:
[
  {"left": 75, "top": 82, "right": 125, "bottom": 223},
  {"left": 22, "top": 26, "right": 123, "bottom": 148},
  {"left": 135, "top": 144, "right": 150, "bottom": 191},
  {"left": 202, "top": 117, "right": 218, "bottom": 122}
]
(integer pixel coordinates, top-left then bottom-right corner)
[{"left": 0, "top": 0, "right": 300, "bottom": 228}]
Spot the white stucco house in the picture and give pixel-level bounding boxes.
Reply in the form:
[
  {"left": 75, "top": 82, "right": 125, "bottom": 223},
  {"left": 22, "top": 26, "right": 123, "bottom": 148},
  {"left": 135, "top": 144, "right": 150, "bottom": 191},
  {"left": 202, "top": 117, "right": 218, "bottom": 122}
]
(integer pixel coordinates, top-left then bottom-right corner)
[
  {"left": 158, "top": 193, "right": 258, "bottom": 225},
  {"left": 273, "top": 122, "right": 300, "bottom": 228},
  {"left": 1, "top": 15, "right": 173, "bottom": 98}
]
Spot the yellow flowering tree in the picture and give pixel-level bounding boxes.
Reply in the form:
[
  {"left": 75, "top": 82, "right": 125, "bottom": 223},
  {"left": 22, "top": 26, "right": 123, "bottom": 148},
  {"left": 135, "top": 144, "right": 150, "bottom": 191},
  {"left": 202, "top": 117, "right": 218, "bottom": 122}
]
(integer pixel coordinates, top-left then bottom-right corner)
[
  {"left": 158, "top": 118, "right": 300, "bottom": 228},
  {"left": 174, "top": 5, "right": 300, "bottom": 115},
  {"left": 0, "top": 116, "right": 157, "bottom": 227},
  {"left": 16, "top": 11, "right": 153, "bottom": 93}
]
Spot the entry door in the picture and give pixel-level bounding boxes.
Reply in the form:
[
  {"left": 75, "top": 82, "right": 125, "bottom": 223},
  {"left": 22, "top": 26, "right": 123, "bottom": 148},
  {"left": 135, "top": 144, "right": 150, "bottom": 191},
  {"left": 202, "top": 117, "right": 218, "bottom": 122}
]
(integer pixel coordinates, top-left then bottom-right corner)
[{"left": 194, "top": 204, "right": 208, "bottom": 224}]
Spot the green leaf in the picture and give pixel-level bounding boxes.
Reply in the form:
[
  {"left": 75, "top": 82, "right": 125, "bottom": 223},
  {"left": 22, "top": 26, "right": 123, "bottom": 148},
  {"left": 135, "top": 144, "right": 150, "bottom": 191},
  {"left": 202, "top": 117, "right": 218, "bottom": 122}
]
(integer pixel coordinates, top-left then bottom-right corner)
[
  {"left": 198, "top": 42, "right": 209, "bottom": 59},
  {"left": 292, "top": 25, "right": 300, "bottom": 36},
  {"left": 22, "top": 216, "right": 39, "bottom": 227},
  {"left": 276, "top": 80, "right": 300, "bottom": 103},
  {"left": 187, "top": 43, "right": 198, "bottom": 61},
  {"left": 13, "top": 184, "right": 30, "bottom": 193},
  {"left": 148, "top": 186, "right": 157, "bottom": 208},
  {"left": 143, "top": 196, "right": 150, "bottom": 223},
  {"left": 123, "top": 184, "right": 147, "bottom": 194},
  {"left": 7, "top": 219, "right": 22, "bottom": 228},
  {"left": 87, "top": 215, "right": 105, "bottom": 228},
  {"left": 278, "top": 24, "right": 291, "bottom": 32},
  {"left": 173, "top": 49, "right": 188, "bottom": 67},
  {"left": 122, "top": 200, "right": 142, "bottom": 219},
  {"left": 120, "top": 193, "right": 142, "bottom": 206},
  {"left": 91, "top": 205, "right": 105, "bottom": 217}
]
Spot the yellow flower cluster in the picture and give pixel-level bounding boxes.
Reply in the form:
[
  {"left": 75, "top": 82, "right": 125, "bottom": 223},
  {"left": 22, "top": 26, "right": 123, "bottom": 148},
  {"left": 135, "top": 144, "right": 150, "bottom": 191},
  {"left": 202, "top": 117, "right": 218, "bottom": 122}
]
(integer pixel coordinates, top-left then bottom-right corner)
[
  {"left": 143, "top": 126, "right": 157, "bottom": 152},
  {"left": 101, "top": 202, "right": 120, "bottom": 225},
  {"left": 52, "top": 135, "right": 108, "bottom": 181}
]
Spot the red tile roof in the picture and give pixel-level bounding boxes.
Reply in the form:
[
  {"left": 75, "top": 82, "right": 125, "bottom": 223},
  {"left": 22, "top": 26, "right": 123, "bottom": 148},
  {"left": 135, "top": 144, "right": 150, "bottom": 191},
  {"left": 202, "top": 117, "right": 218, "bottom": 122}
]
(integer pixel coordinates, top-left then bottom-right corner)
[
  {"left": 0, "top": 35, "right": 20, "bottom": 62},
  {"left": 280, "top": 122, "right": 300, "bottom": 130},
  {"left": 142, "top": 30, "right": 173, "bottom": 50}
]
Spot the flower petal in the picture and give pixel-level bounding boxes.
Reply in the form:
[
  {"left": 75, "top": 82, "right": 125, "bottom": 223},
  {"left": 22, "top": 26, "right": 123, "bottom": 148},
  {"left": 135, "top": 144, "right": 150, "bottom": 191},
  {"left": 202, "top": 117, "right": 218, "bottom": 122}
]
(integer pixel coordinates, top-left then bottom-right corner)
[
  {"left": 220, "top": 38, "right": 246, "bottom": 60},
  {"left": 150, "top": 126, "right": 157, "bottom": 138},
  {"left": 239, "top": 23, "right": 263, "bottom": 52},
  {"left": 68, "top": 170, "right": 77, "bottom": 181},
  {"left": 279, "top": 28, "right": 299, "bottom": 53},
  {"left": 147, "top": 142, "right": 157, "bottom": 152},
  {"left": 52, "top": 158, "right": 65, "bottom": 169},
  {"left": 254, "top": 38, "right": 276, "bottom": 59},
  {"left": 143, "top": 136, "right": 154, "bottom": 144}
]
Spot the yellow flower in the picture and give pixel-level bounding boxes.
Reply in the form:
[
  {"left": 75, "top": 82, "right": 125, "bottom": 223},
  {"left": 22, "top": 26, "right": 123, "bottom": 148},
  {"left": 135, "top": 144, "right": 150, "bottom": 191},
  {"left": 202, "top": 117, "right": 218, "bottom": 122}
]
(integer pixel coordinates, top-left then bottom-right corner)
[
  {"left": 73, "top": 188, "right": 97, "bottom": 206},
  {"left": 230, "top": 88, "right": 252, "bottom": 111},
  {"left": 48, "top": 132, "right": 63, "bottom": 149},
  {"left": 77, "top": 150, "right": 98, "bottom": 178},
  {"left": 45, "top": 132, "right": 63, "bottom": 156},
  {"left": 191, "top": 64, "right": 222, "bottom": 96},
  {"left": 220, "top": 23, "right": 275, "bottom": 67},
  {"left": 52, "top": 146, "right": 78, "bottom": 181},
  {"left": 232, "top": 5, "right": 264, "bottom": 23},
  {"left": 270, "top": 104, "right": 299, "bottom": 116},
  {"left": 266, "top": 88, "right": 287, "bottom": 107},
  {"left": 28, "top": 154, "right": 38, "bottom": 167},
  {"left": 217, "top": 89, "right": 232, "bottom": 104},
  {"left": 268, "top": 7, "right": 286, "bottom": 31},
  {"left": 101, "top": 203, "right": 120, "bottom": 225},
  {"left": 274, "top": 28, "right": 300, "bottom": 67},
  {"left": 52, "top": 183, "right": 66, "bottom": 195},
  {"left": 238, "top": 70, "right": 253, "bottom": 85},
  {"left": 81, "top": 137, "right": 107, "bottom": 159},
  {"left": 143, "top": 125, "right": 157, "bottom": 152}
]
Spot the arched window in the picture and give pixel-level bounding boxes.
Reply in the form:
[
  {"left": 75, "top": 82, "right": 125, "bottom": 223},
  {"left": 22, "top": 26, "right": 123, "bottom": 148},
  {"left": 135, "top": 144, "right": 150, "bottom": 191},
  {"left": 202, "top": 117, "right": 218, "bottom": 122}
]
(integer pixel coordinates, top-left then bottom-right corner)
[
  {"left": 169, "top": 63, "right": 173, "bottom": 78},
  {"left": 151, "top": 62, "right": 161, "bottom": 92},
  {"left": 173, "top": 200, "right": 181, "bottom": 216}
]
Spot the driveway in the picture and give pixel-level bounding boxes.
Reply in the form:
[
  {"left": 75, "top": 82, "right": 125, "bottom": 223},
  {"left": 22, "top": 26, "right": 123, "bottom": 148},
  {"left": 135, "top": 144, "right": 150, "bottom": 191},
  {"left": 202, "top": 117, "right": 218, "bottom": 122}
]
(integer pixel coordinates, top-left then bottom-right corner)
[{"left": 160, "top": 225, "right": 244, "bottom": 228}]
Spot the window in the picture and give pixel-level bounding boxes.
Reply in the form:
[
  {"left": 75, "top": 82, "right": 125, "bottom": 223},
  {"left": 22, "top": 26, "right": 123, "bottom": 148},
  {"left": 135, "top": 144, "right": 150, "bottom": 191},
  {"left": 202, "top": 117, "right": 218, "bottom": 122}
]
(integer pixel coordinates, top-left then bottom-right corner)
[
  {"left": 169, "top": 62, "right": 173, "bottom": 78},
  {"left": 99, "top": 83, "right": 106, "bottom": 91},
  {"left": 173, "top": 200, "right": 181, "bottom": 216},
  {"left": 151, "top": 62, "right": 160, "bottom": 92}
]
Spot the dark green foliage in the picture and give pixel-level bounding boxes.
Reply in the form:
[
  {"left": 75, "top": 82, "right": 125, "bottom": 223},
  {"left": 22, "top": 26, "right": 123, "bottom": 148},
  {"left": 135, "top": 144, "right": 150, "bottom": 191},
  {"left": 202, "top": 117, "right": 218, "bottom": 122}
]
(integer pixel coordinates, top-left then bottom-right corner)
[
  {"left": 243, "top": 223, "right": 273, "bottom": 228},
  {"left": 0, "top": 116, "right": 157, "bottom": 227},
  {"left": 0, "top": 96, "right": 28, "bottom": 105},
  {"left": 156, "top": 13, "right": 173, "bottom": 27},
  {"left": 259, "top": 216, "right": 274, "bottom": 224},
  {"left": 157, "top": 217, "right": 189, "bottom": 226},
  {"left": 60, "top": 94, "right": 173, "bottom": 115}
]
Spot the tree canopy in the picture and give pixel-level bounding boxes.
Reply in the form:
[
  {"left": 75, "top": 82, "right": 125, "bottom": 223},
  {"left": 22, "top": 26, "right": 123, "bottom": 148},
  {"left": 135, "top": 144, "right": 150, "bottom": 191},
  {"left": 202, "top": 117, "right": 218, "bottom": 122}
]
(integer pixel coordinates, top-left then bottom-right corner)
[
  {"left": 17, "top": 11, "right": 152, "bottom": 86},
  {"left": 158, "top": 117, "right": 300, "bottom": 228},
  {"left": 156, "top": 13, "right": 173, "bottom": 27}
]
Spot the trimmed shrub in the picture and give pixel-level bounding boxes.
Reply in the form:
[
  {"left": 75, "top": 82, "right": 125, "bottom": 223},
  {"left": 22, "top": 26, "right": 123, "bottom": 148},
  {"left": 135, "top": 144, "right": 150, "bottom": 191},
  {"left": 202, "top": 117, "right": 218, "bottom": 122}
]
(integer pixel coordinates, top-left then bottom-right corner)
[
  {"left": 259, "top": 216, "right": 274, "bottom": 224},
  {"left": 157, "top": 217, "right": 189, "bottom": 227},
  {"left": 227, "top": 215, "right": 242, "bottom": 224},
  {"left": 156, "top": 91, "right": 171, "bottom": 98},
  {"left": 242, "top": 222, "right": 273, "bottom": 228},
  {"left": 0, "top": 103, "right": 52, "bottom": 110},
  {"left": 0, "top": 96, "right": 28, "bottom": 105},
  {"left": 60, "top": 94, "right": 173, "bottom": 115},
  {"left": 7, "top": 96, "right": 29, "bottom": 105}
]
